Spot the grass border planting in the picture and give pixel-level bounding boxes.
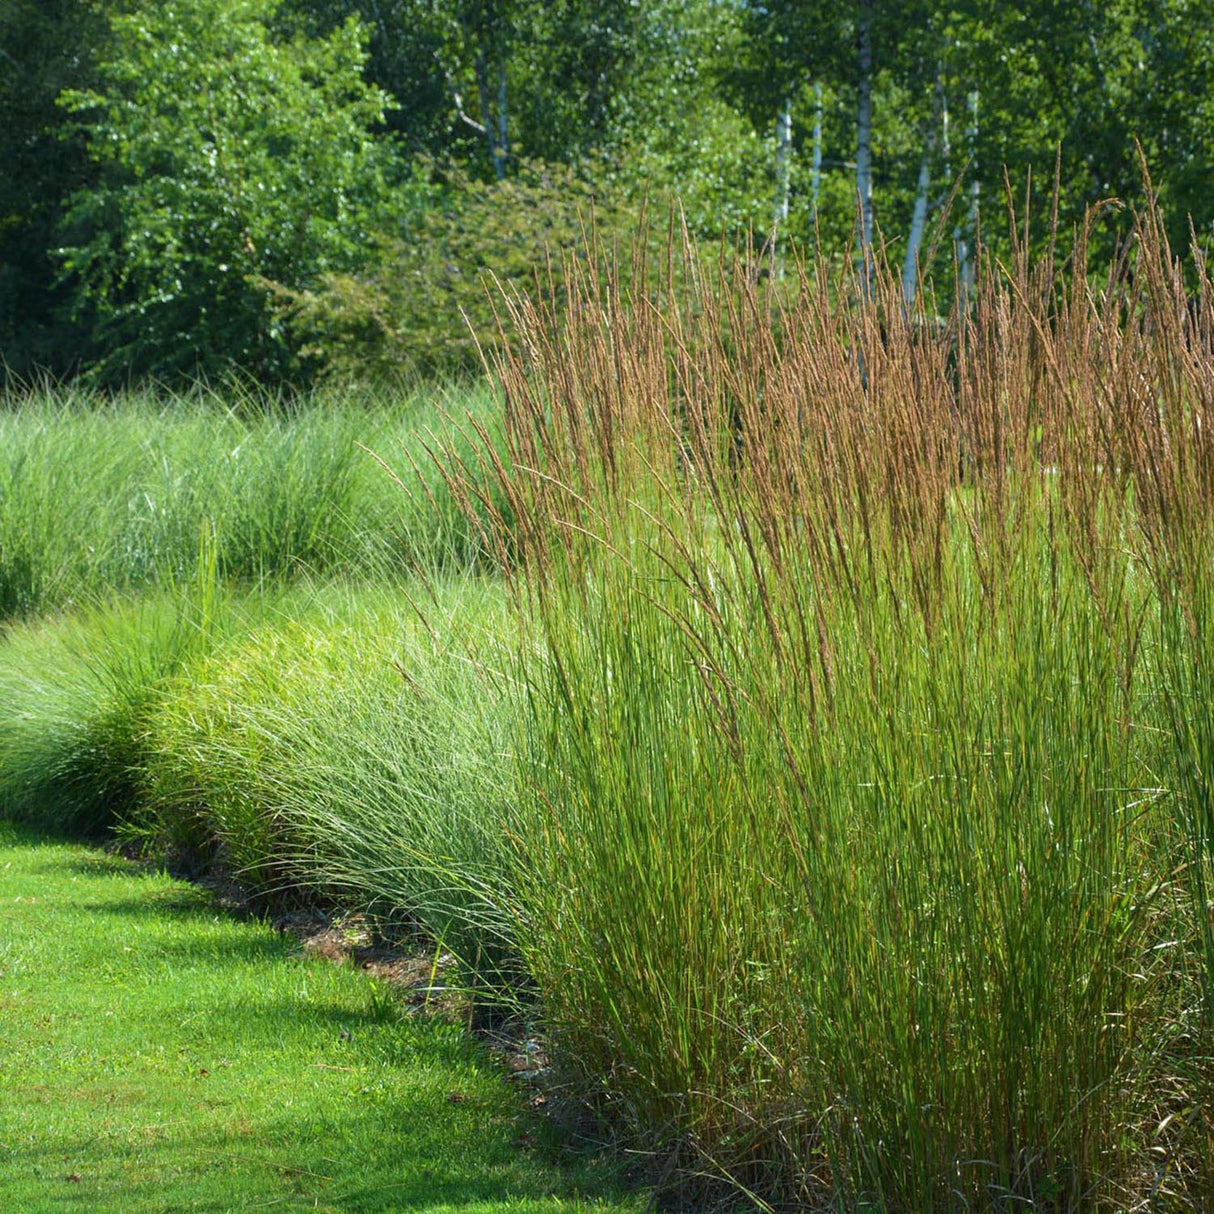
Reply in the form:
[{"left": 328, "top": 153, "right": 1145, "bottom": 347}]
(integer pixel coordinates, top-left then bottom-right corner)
[{"left": 5, "top": 188, "right": 1214, "bottom": 1208}]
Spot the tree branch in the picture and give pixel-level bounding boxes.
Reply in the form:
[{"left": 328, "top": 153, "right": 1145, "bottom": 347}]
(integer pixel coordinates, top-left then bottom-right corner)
[{"left": 428, "top": 48, "right": 488, "bottom": 136}]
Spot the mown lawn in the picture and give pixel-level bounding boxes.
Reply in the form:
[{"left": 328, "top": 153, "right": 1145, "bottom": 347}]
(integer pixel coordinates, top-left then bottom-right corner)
[{"left": 0, "top": 826, "right": 640, "bottom": 1214}]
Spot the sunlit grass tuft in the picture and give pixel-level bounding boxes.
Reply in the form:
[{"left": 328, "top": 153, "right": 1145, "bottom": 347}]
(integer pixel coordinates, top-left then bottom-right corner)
[
  {"left": 0, "top": 380, "right": 503, "bottom": 622},
  {"left": 141, "top": 577, "right": 520, "bottom": 974}
]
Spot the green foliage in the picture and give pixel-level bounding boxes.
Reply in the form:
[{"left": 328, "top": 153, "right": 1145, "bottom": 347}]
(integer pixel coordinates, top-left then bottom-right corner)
[
  {"left": 271, "top": 160, "right": 645, "bottom": 382},
  {"left": 0, "top": 0, "right": 117, "bottom": 378},
  {"left": 509, "top": 0, "right": 654, "bottom": 161},
  {"left": 282, "top": 0, "right": 656, "bottom": 170},
  {"left": 4, "top": 0, "right": 1213, "bottom": 380},
  {"left": 275, "top": 0, "right": 462, "bottom": 154},
  {"left": 619, "top": 111, "right": 776, "bottom": 242},
  {"left": 606, "top": 0, "right": 781, "bottom": 239},
  {"left": 56, "top": 0, "right": 398, "bottom": 382},
  {"left": 0, "top": 384, "right": 499, "bottom": 622}
]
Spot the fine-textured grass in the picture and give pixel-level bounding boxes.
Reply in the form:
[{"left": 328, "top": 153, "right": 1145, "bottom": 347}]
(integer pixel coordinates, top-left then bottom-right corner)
[
  {"left": 140, "top": 577, "right": 519, "bottom": 972},
  {"left": 0, "top": 583, "right": 234, "bottom": 837},
  {"left": 0, "top": 574, "right": 521, "bottom": 982},
  {"left": 0, "top": 380, "right": 502, "bottom": 623},
  {"left": 0, "top": 537, "right": 306, "bottom": 839},
  {"left": 0, "top": 830, "right": 640, "bottom": 1214},
  {"left": 438, "top": 198, "right": 1214, "bottom": 1205}
]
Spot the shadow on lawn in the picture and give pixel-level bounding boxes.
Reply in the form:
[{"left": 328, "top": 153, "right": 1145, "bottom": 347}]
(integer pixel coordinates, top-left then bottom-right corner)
[
  {"left": 3, "top": 913, "right": 627, "bottom": 1207},
  {"left": 1, "top": 831, "right": 641, "bottom": 1211},
  {"left": 30, "top": 839, "right": 310, "bottom": 919},
  {"left": 0, "top": 821, "right": 106, "bottom": 850}
]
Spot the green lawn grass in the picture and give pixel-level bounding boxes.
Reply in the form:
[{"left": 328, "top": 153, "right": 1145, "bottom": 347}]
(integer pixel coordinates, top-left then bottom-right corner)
[{"left": 0, "top": 825, "right": 641, "bottom": 1214}]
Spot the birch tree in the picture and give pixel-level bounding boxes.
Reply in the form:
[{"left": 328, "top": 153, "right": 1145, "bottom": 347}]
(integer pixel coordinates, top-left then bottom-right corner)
[
  {"left": 439, "top": 0, "right": 517, "bottom": 179},
  {"left": 773, "top": 100, "right": 793, "bottom": 262},
  {"left": 900, "top": 78, "right": 942, "bottom": 307},
  {"left": 730, "top": 0, "right": 850, "bottom": 247},
  {"left": 854, "top": 0, "right": 875, "bottom": 286}
]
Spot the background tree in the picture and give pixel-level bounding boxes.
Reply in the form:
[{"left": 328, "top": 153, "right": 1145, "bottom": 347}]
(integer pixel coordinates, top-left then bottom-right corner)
[
  {"left": 3, "top": 0, "right": 1212, "bottom": 384},
  {"left": 274, "top": 0, "right": 458, "bottom": 155},
  {"left": 57, "top": 0, "right": 399, "bottom": 382},
  {"left": 276, "top": 0, "right": 648, "bottom": 175},
  {"left": 0, "top": 0, "right": 124, "bottom": 377},
  {"left": 940, "top": 0, "right": 1214, "bottom": 263}
]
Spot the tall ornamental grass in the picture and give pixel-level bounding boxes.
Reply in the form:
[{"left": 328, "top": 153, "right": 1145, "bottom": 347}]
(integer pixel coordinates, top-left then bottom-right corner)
[
  {"left": 0, "top": 595, "right": 189, "bottom": 835},
  {"left": 446, "top": 202, "right": 1212, "bottom": 1206}
]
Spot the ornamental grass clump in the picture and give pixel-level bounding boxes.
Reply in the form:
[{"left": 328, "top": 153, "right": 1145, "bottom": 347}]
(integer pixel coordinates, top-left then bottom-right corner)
[
  {"left": 0, "top": 547, "right": 254, "bottom": 837},
  {"left": 141, "top": 579, "right": 519, "bottom": 969},
  {"left": 0, "top": 381, "right": 502, "bottom": 623},
  {"left": 444, "top": 199, "right": 1213, "bottom": 1206}
]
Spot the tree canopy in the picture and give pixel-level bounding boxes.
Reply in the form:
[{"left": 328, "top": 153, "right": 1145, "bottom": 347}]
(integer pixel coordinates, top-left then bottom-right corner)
[
  {"left": 56, "top": 0, "right": 396, "bottom": 381},
  {"left": 1, "top": 0, "right": 1211, "bottom": 383}
]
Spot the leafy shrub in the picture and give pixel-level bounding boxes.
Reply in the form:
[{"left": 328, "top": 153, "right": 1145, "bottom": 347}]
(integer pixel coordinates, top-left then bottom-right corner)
[{"left": 270, "top": 159, "right": 649, "bottom": 382}]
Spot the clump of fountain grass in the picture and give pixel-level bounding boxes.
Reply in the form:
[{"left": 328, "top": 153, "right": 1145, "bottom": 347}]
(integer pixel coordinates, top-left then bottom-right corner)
[
  {"left": 0, "top": 379, "right": 502, "bottom": 622},
  {"left": 0, "top": 538, "right": 253, "bottom": 837},
  {"left": 140, "top": 577, "right": 519, "bottom": 974},
  {"left": 444, "top": 197, "right": 1212, "bottom": 1207}
]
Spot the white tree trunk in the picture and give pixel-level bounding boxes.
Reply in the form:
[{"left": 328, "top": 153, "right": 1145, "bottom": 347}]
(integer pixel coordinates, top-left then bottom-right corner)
[
  {"left": 903, "top": 75, "right": 944, "bottom": 308},
  {"left": 496, "top": 60, "right": 509, "bottom": 178},
  {"left": 811, "top": 81, "right": 823, "bottom": 221},
  {"left": 902, "top": 136, "right": 933, "bottom": 307},
  {"left": 855, "top": 0, "right": 875, "bottom": 292},
  {"left": 475, "top": 49, "right": 507, "bottom": 180},
  {"left": 772, "top": 100, "right": 793, "bottom": 268},
  {"left": 941, "top": 84, "right": 950, "bottom": 176},
  {"left": 958, "top": 89, "right": 979, "bottom": 299}
]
